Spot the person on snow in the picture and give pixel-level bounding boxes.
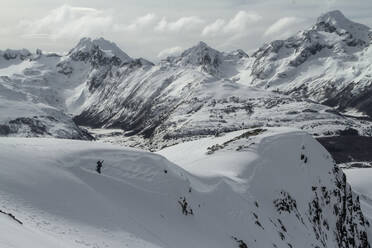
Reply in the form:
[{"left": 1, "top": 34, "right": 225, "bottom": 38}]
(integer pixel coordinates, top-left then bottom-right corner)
[{"left": 96, "top": 160, "right": 104, "bottom": 174}]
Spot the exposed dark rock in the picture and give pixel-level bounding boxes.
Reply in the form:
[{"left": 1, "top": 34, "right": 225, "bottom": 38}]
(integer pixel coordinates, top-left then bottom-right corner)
[
  {"left": 0, "top": 125, "right": 11, "bottom": 135},
  {"left": 232, "top": 236, "right": 248, "bottom": 248},
  {"left": 318, "top": 136, "right": 372, "bottom": 163}
]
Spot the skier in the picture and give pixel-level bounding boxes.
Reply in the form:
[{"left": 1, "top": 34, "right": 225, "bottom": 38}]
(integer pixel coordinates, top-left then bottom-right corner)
[{"left": 96, "top": 160, "right": 104, "bottom": 174}]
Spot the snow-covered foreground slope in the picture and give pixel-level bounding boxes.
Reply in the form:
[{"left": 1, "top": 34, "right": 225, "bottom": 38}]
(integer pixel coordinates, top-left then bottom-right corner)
[
  {"left": 0, "top": 213, "right": 72, "bottom": 248},
  {"left": 0, "top": 129, "right": 369, "bottom": 247}
]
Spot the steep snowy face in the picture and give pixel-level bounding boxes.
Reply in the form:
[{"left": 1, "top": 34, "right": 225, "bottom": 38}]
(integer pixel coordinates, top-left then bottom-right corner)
[{"left": 244, "top": 10, "right": 372, "bottom": 115}]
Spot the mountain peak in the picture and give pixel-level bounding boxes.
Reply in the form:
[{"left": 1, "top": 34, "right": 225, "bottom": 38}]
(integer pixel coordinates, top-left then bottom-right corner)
[
  {"left": 181, "top": 41, "right": 219, "bottom": 56},
  {"left": 69, "top": 37, "right": 132, "bottom": 63},
  {"left": 313, "top": 10, "right": 370, "bottom": 43},
  {"left": 176, "top": 41, "right": 222, "bottom": 70},
  {"left": 316, "top": 10, "right": 349, "bottom": 26},
  {"left": 195, "top": 41, "right": 208, "bottom": 48}
]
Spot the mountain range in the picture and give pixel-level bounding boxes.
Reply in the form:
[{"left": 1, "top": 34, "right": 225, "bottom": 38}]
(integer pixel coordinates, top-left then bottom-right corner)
[
  {"left": 1, "top": 11, "right": 372, "bottom": 147},
  {"left": 1, "top": 10, "right": 372, "bottom": 248}
]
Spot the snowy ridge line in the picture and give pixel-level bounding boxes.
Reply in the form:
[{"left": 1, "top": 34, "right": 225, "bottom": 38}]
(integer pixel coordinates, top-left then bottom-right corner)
[{"left": 0, "top": 209, "right": 23, "bottom": 225}]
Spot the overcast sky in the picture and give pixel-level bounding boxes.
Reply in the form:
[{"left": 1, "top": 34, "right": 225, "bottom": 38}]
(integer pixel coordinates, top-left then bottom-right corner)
[{"left": 1, "top": 0, "right": 371, "bottom": 61}]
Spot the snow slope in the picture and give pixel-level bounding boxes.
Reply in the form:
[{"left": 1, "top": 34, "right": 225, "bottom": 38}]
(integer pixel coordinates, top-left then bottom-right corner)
[
  {"left": 0, "top": 128, "right": 369, "bottom": 247},
  {"left": 0, "top": 214, "right": 71, "bottom": 248}
]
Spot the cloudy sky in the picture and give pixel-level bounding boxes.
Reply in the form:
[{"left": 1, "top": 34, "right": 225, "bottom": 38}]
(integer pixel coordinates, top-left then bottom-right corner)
[{"left": 1, "top": 0, "right": 371, "bottom": 61}]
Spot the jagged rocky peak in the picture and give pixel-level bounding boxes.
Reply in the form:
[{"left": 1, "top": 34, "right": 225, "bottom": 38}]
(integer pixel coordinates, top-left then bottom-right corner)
[
  {"left": 176, "top": 41, "right": 222, "bottom": 69},
  {"left": 68, "top": 37, "right": 132, "bottom": 65},
  {"left": 313, "top": 10, "right": 371, "bottom": 45}
]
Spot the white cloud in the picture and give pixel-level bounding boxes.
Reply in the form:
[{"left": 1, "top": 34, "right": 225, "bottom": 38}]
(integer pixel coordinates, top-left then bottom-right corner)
[
  {"left": 264, "top": 17, "right": 301, "bottom": 37},
  {"left": 155, "top": 16, "right": 204, "bottom": 32},
  {"left": 119, "top": 13, "right": 157, "bottom": 31},
  {"left": 202, "top": 19, "right": 226, "bottom": 36},
  {"left": 157, "top": 46, "right": 183, "bottom": 59},
  {"left": 202, "top": 11, "right": 262, "bottom": 37},
  {"left": 223, "top": 11, "right": 262, "bottom": 33},
  {"left": 4, "top": 1, "right": 368, "bottom": 61},
  {"left": 19, "top": 5, "right": 113, "bottom": 40}
]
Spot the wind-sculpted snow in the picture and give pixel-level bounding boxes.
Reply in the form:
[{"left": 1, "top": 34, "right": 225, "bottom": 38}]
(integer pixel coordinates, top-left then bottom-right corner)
[{"left": 0, "top": 128, "right": 370, "bottom": 247}]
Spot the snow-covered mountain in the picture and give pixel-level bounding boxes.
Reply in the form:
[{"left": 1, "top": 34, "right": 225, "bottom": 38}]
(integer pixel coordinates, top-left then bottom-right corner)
[
  {"left": 242, "top": 10, "right": 372, "bottom": 116},
  {"left": 68, "top": 37, "right": 132, "bottom": 64},
  {"left": 70, "top": 37, "right": 371, "bottom": 149},
  {"left": 1, "top": 128, "right": 370, "bottom": 247},
  {"left": 0, "top": 37, "right": 135, "bottom": 139},
  {"left": 0, "top": 48, "right": 92, "bottom": 139},
  {"left": 2, "top": 11, "right": 372, "bottom": 146}
]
